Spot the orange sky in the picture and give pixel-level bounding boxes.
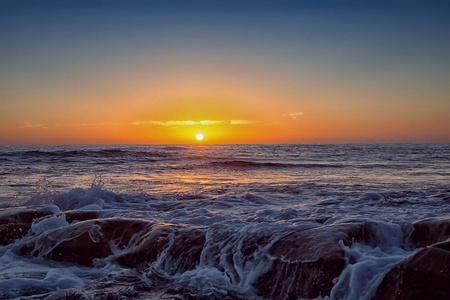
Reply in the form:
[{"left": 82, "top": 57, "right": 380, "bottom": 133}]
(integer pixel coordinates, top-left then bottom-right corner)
[{"left": 1, "top": 1, "right": 449, "bottom": 144}]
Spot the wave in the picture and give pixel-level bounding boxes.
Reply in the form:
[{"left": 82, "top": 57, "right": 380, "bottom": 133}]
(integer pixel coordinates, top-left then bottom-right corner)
[
  {"left": 0, "top": 174, "right": 449, "bottom": 299},
  {"left": 1, "top": 149, "right": 173, "bottom": 161},
  {"left": 205, "top": 160, "right": 346, "bottom": 169}
]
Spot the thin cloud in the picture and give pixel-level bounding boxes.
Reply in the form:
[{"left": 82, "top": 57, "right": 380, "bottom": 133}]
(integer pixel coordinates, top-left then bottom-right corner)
[
  {"left": 132, "top": 120, "right": 225, "bottom": 126},
  {"left": 286, "top": 112, "right": 304, "bottom": 120},
  {"left": 81, "top": 122, "right": 122, "bottom": 127},
  {"left": 131, "top": 121, "right": 153, "bottom": 126},
  {"left": 132, "top": 120, "right": 255, "bottom": 126},
  {"left": 20, "top": 122, "right": 48, "bottom": 129},
  {"left": 230, "top": 120, "right": 256, "bottom": 125},
  {"left": 151, "top": 121, "right": 197, "bottom": 126},
  {"left": 200, "top": 120, "right": 225, "bottom": 125}
]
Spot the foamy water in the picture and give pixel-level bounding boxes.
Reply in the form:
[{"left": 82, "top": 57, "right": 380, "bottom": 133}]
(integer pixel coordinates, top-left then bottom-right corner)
[{"left": 0, "top": 144, "right": 449, "bottom": 299}]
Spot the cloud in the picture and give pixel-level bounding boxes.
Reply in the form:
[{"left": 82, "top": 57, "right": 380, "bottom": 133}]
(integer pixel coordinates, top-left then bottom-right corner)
[
  {"left": 132, "top": 120, "right": 242, "bottom": 126},
  {"left": 149, "top": 121, "right": 198, "bottom": 126},
  {"left": 82, "top": 122, "right": 122, "bottom": 127},
  {"left": 21, "top": 122, "right": 48, "bottom": 129},
  {"left": 131, "top": 121, "right": 153, "bottom": 126},
  {"left": 131, "top": 120, "right": 215, "bottom": 127},
  {"left": 286, "top": 112, "right": 304, "bottom": 120},
  {"left": 229, "top": 120, "right": 256, "bottom": 125},
  {"left": 200, "top": 120, "right": 225, "bottom": 125}
]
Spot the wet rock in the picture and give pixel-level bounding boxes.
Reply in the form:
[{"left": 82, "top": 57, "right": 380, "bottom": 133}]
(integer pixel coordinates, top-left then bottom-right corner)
[
  {"left": 64, "top": 210, "right": 98, "bottom": 223},
  {"left": 253, "top": 223, "right": 364, "bottom": 300},
  {"left": 252, "top": 221, "right": 404, "bottom": 299},
  {"left": 0, "top": 223, "right": 31, "bottom": 246},
  {"left": 160, "top": 227, "right": 206, "bottom": 274},
  {"left": 18, "top": 217, "right": 206, "bottom": 272},
  {"left": 18, "top": 218, "right": 155, "bottom": 266},
  {"left": 113, "top": 225, "right": 205, "bottom": 274},
  {"left": 112, "top": 223, "right": 173, "bottom": 268},
  {"left": 46, "top": 230, "right": 112, "bottom": 266},
  {"left": 0, "top": 208, "right": 54, "bottom": 224},
  {"left": 0, "top": 208, "right": 54, "bottom": 245},
  {"left": 373, "top": 240, "right": 450, "bottom": 300},
  {"left": 410, "top": 217, "right": 450, "bottom": 247}
]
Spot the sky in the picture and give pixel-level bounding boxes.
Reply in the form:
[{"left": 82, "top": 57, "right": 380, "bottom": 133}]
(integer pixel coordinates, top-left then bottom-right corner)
[{"left": 1, "top": 0, "right": 449, "bottom": 144}]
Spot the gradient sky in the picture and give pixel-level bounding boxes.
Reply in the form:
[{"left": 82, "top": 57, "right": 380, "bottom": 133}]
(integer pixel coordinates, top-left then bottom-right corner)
[{"left": 1, "top": 0, "right": 449, "bottom": 144}]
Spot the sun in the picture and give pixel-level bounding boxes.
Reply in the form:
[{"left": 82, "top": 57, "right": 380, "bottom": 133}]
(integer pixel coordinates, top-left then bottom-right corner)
[{"left": 195, "top": 133, "right": 204, "bottom": 141}]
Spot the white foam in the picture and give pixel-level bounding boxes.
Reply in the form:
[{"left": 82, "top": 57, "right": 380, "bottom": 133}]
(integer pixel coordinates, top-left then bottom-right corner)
[
  {"left": 38, "top": 204, "right": 60, "bottom": 214},
  {"left": 31, "top": 214, "right": 69, "bottom": 235},
  {"left": 327, "top": 241, "right": 416, "bottom": 300},
  {"left": 0, "top": 251, "right": 85, "bottom": 298},
  {"left": 79, "top": 204, "right": 103, "bottom": 211},
  {"left": 177, "top": 267, "right": 232, "bottom": 293}
]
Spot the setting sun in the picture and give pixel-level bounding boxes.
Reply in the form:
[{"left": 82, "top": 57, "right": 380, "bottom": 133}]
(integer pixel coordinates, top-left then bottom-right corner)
[
  {"left": 1, "top": 2, "right": 450, "bottom": 299},
  {"left": 1, "top": 1, "right": 449, "bottom": 146},
  {"left": 195, "top": 133, "right": 204, "bottom": 141}
]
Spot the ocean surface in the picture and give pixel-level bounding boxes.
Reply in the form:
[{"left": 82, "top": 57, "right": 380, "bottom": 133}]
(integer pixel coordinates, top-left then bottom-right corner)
[{"left": 0, "top": 144, "right": 449, "bottom": 299}]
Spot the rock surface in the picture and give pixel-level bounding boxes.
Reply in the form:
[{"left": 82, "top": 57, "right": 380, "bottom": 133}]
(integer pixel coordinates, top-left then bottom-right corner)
[
  {"left": 410, "top": 216, "right": 450, "bottom": 247},
  {"left": 18, "top": 217, "right": 206, "bottom": 272},
  {"left": 253, "top": 222, "right": 373, "bottom": 300},
  {"left": 371, "top": 217, "right": 450, "bottom": 299},
  {"left": 64, "top": 210, "right": 99, "bottom": 223},
  {"left": 0, "top": 208, "right": 53, "bottom": 245},
  {"left": 6, "top": 206, "right": 450, "bottom": 299},
  {"left": 113, "top": 222, "right": 206, "bottom": 274},
  {"left": 373, "top": 240, "right": 450, "bottom": 300}
]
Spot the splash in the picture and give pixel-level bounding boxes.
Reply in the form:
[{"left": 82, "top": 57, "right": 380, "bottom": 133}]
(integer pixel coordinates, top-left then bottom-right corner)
[{"left": 28, "top": 179, "right": 57, "bottom": 206}]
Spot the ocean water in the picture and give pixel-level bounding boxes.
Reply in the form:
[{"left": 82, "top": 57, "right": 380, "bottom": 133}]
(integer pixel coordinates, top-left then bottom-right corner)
[{"left": 0, "top": 144, "right": 449, "bottom": 299}]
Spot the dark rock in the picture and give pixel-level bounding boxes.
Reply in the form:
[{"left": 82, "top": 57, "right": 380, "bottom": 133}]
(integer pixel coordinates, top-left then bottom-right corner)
[
  {"left": 112, "top": 223, "right": 173, "bottom": 268},
  {"left": 410, "top": 217, "right": 450, "bottom": 247},
  {"left": 113, "top": 225, "right": 205, "bottom": 274},
  {"left": 18, "top": 218, "right": 156, "bottom": 266},
  {"left": 253, "top": 223, "right": 364, "bottom": 300},
  {"left": 18, "top": 217, "right": 206, "bottom": 271},
  {"left": 252, "top": 221, "right": 406, "bottom": 300},
  {"left": 0, "top": 208, "right": 54, "bottom": 225},
  {"left": 0, "top": 208, "right": 54, "bottom": 245},
  {"left": 373, "top": 240, "right": 450, "bottom": 300},
  {"left": 19, "top": 219, "right": 110, "bottom": 265},
  {"left": 65, "top": 210, "right": 98, "bottom": 223},
  {"left": 47, "top": 230, "right": 112, "bottom": 266},
  {"left": 0, "top": 223, "right": 31, "bottom": 246},
  {"left": 160, "top": 227, "right": 205, "bottom": 274}
]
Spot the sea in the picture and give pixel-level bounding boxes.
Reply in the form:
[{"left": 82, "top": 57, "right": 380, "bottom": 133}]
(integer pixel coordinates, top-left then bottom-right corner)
[{"left": 0, "top": 144, "right": 449, "bottom": 299}]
